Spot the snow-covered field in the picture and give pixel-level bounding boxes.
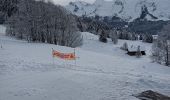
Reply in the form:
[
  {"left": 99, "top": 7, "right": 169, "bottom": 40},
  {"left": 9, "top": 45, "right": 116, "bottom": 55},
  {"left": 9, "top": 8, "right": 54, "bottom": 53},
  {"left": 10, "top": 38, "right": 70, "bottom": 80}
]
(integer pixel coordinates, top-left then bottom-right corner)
[{"left": 0, "top": 25, "right": 170, "bottom": 100}]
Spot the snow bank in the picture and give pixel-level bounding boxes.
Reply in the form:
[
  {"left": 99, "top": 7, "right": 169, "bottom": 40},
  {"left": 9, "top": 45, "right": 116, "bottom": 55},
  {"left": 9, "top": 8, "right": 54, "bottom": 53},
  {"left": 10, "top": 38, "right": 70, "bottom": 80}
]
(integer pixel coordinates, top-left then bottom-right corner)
[{"left": 0, "top": 25, "right": 6, "bottom": 35}]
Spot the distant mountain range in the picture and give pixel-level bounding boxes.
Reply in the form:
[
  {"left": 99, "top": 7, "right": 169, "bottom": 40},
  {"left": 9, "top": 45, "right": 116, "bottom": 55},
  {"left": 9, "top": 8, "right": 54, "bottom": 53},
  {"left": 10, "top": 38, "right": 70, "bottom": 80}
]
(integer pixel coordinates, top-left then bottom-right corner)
[{"left": 66, "top": 0, "right": 170, "bottom": 22}]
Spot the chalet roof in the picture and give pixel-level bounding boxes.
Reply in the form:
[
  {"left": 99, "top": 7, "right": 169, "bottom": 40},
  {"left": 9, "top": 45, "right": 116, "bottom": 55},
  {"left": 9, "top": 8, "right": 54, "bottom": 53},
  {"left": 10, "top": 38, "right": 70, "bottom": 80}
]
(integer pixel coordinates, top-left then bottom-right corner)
[
  {"left": 152, "top": 35, "right": 158, "bottom": 39},
  {"left": 128, "top": 45, "right": 145, "bottom": 52}
]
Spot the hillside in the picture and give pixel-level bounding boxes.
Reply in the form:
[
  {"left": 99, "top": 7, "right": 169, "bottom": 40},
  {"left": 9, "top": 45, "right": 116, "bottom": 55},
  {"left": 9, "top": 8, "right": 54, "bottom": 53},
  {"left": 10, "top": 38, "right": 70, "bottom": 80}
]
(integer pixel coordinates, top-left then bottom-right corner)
[
  {"left": 66, "top": 0, "right": 170, "bottom": 22},
  {"left": 0, "top": 25, "right": 170, "bottom": 100}
]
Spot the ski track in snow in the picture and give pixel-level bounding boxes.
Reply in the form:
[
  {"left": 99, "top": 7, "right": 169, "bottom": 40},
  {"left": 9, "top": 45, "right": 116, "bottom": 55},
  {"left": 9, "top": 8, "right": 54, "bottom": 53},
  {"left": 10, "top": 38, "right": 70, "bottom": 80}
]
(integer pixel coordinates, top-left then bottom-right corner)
[{"left": 0, "top": 26, "right": 170, "bottom": 100}]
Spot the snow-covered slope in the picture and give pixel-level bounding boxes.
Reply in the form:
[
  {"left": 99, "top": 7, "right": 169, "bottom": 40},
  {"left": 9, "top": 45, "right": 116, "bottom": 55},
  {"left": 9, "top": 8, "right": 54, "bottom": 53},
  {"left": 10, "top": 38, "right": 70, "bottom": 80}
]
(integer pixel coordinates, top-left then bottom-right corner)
[
  {"left": 0, "top": 26, "right": 170, "bottom": 100},
  {"left": 0, "top": 25, "right": 6, "bottom": 35},
  {"left": 66, "top": 0, "right": 170, "bottom": 21}
]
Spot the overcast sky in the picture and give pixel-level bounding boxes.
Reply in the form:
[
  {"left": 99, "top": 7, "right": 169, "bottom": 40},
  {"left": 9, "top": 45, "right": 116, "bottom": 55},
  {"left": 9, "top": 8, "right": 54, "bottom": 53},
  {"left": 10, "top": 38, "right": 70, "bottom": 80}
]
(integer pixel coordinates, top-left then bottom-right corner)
[{"left": 52, "top": 0, "right": 96, "bottom": 5}]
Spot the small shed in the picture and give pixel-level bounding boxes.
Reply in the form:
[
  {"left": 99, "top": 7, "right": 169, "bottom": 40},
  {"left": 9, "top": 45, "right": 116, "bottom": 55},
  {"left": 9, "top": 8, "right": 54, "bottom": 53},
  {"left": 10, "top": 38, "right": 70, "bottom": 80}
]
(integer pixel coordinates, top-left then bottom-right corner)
[{"left": 127, "top": 45, "right": 146, "bottom": 56}]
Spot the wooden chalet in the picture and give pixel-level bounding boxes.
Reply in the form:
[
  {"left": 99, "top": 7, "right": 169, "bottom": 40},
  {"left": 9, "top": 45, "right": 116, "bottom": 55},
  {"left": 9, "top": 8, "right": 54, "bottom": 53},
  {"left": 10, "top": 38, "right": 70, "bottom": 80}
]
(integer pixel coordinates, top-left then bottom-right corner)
[{"left": 127, "top": 45, "right": 146, "bottom": 56}]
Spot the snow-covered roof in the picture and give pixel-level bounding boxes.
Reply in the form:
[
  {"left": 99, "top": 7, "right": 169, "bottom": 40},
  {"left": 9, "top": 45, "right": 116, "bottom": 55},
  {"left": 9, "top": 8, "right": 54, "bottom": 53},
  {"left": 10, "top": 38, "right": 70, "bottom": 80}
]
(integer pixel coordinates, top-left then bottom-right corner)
[
  {"left": 0, "top": 25, "right": 6, "bottom": 35},
  {"left": 128, "top": 45, "right": 145, "bottom": 52},
  {"left": 167, "top": 40, "right": 170, "bottom": 45},
  {"left": 152, "top": 35, "right": 158, "bottom": 39}
]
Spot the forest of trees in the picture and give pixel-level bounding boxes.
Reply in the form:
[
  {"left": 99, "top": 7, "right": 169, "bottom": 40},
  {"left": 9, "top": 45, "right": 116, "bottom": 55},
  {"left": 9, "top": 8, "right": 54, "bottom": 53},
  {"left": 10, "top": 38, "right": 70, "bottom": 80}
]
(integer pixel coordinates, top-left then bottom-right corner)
[
  {"left": 0, "top": 0, "right": 18, "bottom": 23},
  {"left": 0, "top": 0, "right": 166, "bottom": 49},
  {"left": 4, "top": 0, "right": 83, "bottom": 48},
  {"left": 152, "top": 23, "right": 170, "bottom": 66},
  {"left": 78, "top": 16, "right": 155, "bottom": 44}
]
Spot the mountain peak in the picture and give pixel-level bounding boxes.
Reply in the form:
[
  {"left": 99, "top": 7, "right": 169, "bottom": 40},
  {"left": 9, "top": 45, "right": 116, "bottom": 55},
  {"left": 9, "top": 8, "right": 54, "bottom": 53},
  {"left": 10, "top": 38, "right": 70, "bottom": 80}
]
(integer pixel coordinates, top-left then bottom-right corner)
[{"left": 66, "top": 0, "right": 170, "bottom": 22}]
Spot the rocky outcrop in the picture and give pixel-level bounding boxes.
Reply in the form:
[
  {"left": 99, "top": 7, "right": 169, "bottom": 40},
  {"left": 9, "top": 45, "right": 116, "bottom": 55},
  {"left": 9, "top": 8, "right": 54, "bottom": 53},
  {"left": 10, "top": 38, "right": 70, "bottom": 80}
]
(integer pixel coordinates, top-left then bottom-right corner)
[{"left": 134, "top": 90, "right": 170, "bottom": 100}]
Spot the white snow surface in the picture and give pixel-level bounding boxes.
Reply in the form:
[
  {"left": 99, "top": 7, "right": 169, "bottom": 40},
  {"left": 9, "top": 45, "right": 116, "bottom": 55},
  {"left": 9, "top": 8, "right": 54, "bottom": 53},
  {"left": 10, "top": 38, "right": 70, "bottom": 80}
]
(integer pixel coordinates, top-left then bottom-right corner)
[
  {"left": 66, "top": 0, "right": 170, "bottom": 21},
  {"left": 0, "top": 25, "right": 170, "bottom": 100}
]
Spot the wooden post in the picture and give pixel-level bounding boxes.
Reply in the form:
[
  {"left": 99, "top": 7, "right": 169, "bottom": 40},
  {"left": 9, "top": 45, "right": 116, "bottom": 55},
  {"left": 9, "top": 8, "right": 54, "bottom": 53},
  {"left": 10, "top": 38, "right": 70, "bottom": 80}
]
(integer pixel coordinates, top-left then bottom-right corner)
[
  {"left": 52, "top": 48, "right": 54, "bottom": 66},
  {"left": 167, "top": 40, "right": 170, "bottom": 66},
  {"left": 74, "top": 48, "right": 77, "bottom": 66},
  {"left": 0, "top": 37, "right": 2, "bottom": 49}
]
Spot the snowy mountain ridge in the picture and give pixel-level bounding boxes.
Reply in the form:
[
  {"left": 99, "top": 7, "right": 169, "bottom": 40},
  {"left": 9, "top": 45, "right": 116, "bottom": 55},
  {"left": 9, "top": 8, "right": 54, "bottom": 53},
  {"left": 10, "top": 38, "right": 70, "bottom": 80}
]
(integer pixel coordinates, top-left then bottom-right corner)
[{"left": 66, "top": 0, "right": 170, "bottom": 21}]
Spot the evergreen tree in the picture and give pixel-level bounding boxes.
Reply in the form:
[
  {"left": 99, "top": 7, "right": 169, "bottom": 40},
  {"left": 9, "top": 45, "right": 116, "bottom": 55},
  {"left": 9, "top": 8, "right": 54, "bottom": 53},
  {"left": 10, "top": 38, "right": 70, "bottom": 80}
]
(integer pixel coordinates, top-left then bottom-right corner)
[
  {"left": 143, "top": 34, "right": 153, "bottom": 43},
  {"left": 99, "top": 30, "right": 107, "bottom": 43}
]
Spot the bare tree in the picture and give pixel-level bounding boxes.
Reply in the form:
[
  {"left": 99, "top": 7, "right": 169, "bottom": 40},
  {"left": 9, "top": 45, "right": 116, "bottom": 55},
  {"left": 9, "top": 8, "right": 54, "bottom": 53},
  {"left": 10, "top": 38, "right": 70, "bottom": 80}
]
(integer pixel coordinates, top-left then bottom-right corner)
[
  {"left": 136, "top": 46, "right": 142, "bottom": 58},
  {"left": 6, "top": 0, "right": 83, "bottom": 48},
  {"left": 121, "top": 42, "right": 128, "bottom": 51},
  {"left": 109, "top": 30, "right": 118, "bottom": 44},
  {"left": 152, "top": 23, "right": 170, "bottom": 66},
  {"left": 0, "top": 0, "right": 18, "bottom": 22}
]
